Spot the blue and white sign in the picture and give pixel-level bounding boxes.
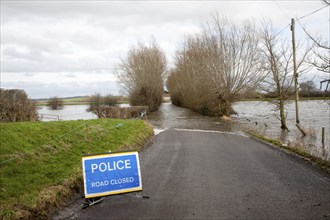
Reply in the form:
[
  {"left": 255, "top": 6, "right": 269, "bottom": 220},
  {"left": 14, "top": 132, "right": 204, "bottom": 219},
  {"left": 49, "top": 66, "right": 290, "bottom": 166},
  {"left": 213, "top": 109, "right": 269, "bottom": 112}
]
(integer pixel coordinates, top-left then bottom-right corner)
[{"left": 82, "top": 151, "right": 142, "bottom": 198}]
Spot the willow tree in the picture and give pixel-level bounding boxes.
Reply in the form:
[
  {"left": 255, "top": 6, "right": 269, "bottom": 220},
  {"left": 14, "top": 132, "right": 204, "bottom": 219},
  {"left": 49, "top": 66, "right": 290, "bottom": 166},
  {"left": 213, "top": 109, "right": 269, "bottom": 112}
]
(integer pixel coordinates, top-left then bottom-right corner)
[
  {"left": 168, "top": 15, "right": 265, "bottom": 116},
  {"left": 115, "top": 42, "right": 167, "bottom": 111}
]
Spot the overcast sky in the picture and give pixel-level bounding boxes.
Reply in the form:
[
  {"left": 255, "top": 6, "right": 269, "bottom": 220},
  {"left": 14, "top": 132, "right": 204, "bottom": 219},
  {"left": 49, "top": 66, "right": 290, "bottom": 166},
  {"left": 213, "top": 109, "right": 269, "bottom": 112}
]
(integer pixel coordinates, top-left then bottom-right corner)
[{"left": 1, "top": 0, "right": 329, "bottom": 99}]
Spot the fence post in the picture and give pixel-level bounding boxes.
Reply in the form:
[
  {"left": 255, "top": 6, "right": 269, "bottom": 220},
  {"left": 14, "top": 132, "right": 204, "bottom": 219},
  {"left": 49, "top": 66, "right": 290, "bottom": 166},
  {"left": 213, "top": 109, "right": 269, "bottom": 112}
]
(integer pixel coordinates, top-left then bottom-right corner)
[
  {"left": 322, "top": 127, "right": 325, "bottom": 147},
  {"left": 86, "top": 124, "right": 91, "bottom": 153}
]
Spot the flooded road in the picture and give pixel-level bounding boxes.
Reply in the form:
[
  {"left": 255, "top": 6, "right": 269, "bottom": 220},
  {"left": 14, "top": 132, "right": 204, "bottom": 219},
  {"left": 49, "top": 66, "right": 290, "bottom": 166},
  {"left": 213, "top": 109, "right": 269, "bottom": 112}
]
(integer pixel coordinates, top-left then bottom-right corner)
[
  {"left": 146, "top": 102, "right": 240, "bottom": 133},
  {"left": 38, "top": 100, "right": 329, "bottom": 161},
  {"left": 146, "top": 101, "right": 330, "bottom": 161}
]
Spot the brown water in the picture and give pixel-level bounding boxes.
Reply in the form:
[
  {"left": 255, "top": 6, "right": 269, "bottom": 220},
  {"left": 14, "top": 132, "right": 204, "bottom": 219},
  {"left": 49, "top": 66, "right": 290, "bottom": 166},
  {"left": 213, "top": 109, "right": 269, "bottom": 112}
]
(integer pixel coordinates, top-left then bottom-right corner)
[{"left": 38, "top": 100, "right": 330, "bottom": 161}]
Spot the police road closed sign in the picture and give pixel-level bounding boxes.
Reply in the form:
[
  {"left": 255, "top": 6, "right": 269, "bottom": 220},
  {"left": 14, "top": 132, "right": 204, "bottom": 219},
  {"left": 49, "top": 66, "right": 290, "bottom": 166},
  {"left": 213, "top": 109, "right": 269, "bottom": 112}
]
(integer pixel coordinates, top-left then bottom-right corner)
[{"left": 82, "top": 151, "right": 142, "bottom": 198}]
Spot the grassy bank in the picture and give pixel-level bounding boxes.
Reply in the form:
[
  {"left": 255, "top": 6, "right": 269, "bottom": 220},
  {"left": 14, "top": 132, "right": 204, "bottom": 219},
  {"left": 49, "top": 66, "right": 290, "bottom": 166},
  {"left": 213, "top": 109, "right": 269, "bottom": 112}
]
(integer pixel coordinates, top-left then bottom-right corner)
[
  {"left": 0, "top": 119, "right": 153, "bottom": 219},
  {"left": 246, "top": 131, "right": 330, "bottom": 172}
]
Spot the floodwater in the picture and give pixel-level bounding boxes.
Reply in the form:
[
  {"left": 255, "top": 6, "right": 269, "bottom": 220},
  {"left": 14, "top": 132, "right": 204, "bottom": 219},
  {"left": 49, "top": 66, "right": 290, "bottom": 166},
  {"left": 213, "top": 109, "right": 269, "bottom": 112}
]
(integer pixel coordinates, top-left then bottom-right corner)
[
  {"left": 38, "top": 100, "right": 330, "bottom": 161},
  {"left": 38, "top": 105, "right": 97, "bottom": 121},
  {"left": 146, "top": 102, "right": 240, "bottom": 133},
  {"left": 233, "top": 101, "right": 330, "bottom": 161}
]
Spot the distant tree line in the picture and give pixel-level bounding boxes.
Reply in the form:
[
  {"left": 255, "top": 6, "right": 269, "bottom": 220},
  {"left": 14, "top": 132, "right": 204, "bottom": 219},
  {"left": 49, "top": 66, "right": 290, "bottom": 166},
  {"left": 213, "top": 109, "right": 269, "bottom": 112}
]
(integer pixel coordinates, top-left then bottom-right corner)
[{"left": 239, "top": 80, "right": 330, "bottom": 99}]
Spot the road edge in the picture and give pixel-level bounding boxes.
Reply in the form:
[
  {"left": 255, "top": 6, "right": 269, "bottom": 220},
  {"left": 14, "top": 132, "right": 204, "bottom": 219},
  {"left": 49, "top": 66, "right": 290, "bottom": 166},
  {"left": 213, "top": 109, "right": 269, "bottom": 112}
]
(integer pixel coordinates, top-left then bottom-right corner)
[{"left": 246, "top": 131, "right": 330, "bottom": 174}]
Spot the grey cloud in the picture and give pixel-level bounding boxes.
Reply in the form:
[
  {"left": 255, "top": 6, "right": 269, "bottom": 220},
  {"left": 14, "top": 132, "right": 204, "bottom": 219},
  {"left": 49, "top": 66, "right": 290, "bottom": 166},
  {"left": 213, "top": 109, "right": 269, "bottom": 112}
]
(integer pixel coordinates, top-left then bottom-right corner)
[
  {"left": 1, "top": 0, "right": 327, "bottom": 98},
  {"left": 2, "top": 45, "right": 29, "bottom": 59},
  {"left": 24, "top": 72, "right": 34, "bottom": 77},
  {"left": 3, "top": 1, "right": 327, "bottom": 28},
  {"left": 1, "top": 12, "right": 133, "bottom": 72},
  {"left": 63, "top": 73, "right": 76, "bottom": 78},
  {"left": 1, "top": 1, "right": 316, "bottom": 25}
]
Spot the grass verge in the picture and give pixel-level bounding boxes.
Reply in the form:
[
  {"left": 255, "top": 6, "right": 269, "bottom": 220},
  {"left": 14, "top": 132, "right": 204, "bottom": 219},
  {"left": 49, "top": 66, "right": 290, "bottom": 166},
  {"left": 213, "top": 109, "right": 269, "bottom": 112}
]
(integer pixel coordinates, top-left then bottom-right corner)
[
  {"left": 0, "top": 119, "right": 153, "bottom": 219},
  {"left": 246, "top": 131, "right": 330, "bottom": 173}
]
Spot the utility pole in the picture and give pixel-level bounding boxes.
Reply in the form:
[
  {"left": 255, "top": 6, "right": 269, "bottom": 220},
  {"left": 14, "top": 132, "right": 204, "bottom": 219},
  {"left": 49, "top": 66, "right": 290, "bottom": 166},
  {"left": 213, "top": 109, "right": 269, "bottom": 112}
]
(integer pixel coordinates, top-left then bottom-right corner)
[
  {"left": 291, "top": 18, "right": 306, "bottom": 136},
  {"left": 291, "top": 18, "right": 300, "bottom": 124}
]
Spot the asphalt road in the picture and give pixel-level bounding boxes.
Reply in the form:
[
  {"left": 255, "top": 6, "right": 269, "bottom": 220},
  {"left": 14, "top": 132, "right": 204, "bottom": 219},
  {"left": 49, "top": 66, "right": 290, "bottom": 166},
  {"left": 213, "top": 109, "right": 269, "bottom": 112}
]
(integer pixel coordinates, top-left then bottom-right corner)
[{"left": 55, "top": 129, "right": 330, "bottom": 219}]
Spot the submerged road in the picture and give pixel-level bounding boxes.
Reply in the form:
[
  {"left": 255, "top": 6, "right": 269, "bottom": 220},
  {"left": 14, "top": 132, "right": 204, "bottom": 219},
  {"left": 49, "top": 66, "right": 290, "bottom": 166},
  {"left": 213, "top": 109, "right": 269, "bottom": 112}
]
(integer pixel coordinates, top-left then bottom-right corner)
[{"left": 56, "top": 129, "right": 330, "bottom": 219}]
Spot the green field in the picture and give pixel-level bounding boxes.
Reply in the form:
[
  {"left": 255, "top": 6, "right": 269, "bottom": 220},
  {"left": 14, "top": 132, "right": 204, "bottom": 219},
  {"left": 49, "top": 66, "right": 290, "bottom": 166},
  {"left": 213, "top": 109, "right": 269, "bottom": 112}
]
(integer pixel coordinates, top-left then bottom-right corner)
[
  {"left": 0, "top": 119, "right": 153, "bottom": 219},
  {"left": 35, "top": 97, "right": 90, "bottom": 106},
  {"left": 35, "top": 96, "right": 130, "bottom": 106}
]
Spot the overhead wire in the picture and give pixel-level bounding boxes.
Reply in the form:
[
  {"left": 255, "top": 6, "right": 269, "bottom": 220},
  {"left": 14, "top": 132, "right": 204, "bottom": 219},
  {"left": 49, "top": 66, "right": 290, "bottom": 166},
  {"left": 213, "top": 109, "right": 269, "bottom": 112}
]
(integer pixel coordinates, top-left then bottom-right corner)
[
  {"left": 295, "top": 3, "right": 329, "bottom": 41},
  {"left": 295, "top": 18, "right": 327, "bottom": 48},
  {"left": 271, "top": 1, "right": 292, "bottom": 36},
  {"left": 295, "top": 5, "right": 329, "bottom": 49},
  {"left": 276, "top": 23, "right": 291, "bottom": 36},
  {"left": 296, "top": 5, "right": 329, "bottom": 21},
  {"left": 272, "top": 0, "right": 291, "bottom": 19},
  {"left": 270, "top": 1, "right": 328, "bottom": 139},
  {"left": 293, "top": 4, "right": 329, "bottom": 131},
  {"left": 271, "top": 1, "right": 329, "bottom": 37}
]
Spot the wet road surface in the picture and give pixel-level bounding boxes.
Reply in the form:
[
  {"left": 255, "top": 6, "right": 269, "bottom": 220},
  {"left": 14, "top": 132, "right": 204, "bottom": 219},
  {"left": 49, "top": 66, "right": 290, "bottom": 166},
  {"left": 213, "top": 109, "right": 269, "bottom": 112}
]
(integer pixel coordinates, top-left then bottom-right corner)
[{"left": 59, "top": 129, "right": 330, "bottom": 219}]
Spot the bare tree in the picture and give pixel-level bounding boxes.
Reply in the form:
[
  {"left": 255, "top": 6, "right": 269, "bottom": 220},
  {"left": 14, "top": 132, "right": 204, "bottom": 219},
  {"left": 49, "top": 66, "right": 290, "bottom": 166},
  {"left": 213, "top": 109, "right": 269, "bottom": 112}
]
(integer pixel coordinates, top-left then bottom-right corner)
[
  {"left": 260, "top": 21, "right": 311, "bottom": 130},
  {"left": 299, "top": 0, "right": 330, "bottom": 90},
  {"left": 0, "top": 89, "right": 38, "bottom": 122},
  {"left": 115, "top": 41, "right": 167, "bottom": 111},
  {"left": 87, "top": 93, "right": 118, "bottom": 112},
  {"left": 168, "top": 15, "right": 265, "bottom": 116},
  {"left": 47, "top": 97, "right": 64, "bottom": 110},
  {"left": 302, "top": 23, "right": 329, "bottom": 75},
  {"left": 300, "top": 80, "right": 317, "bottom": 94}
]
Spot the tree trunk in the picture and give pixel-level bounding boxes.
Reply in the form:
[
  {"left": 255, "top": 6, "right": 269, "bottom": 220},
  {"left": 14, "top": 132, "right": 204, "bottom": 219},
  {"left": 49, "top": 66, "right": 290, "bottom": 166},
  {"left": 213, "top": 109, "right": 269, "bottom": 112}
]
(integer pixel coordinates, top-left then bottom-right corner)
[
  {"left": 219, "top": 99, "right": 232, "bottom": 116},
  {"left": 279, "top": 99, "right": 289, "bottom": 131}
]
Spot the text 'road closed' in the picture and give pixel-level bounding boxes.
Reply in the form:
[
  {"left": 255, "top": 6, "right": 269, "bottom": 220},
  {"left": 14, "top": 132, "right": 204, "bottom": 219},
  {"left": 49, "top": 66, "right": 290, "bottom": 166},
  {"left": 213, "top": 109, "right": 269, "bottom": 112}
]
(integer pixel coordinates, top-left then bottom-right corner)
[{"left": 82, "top": 151, "right": 142, "bottom": 198}]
